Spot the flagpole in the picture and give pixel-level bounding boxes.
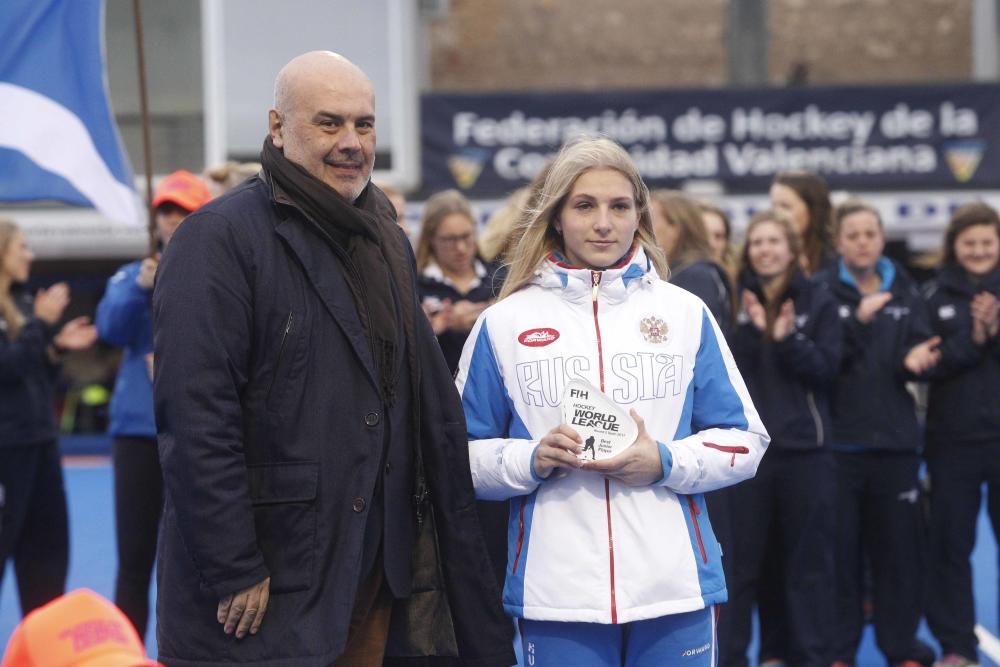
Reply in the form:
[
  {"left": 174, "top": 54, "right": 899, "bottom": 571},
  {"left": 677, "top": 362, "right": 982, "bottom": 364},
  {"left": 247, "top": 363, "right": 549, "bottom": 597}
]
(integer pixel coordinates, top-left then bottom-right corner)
[{"left": 132, "top": 0, "right": 156, "bottom": 255}]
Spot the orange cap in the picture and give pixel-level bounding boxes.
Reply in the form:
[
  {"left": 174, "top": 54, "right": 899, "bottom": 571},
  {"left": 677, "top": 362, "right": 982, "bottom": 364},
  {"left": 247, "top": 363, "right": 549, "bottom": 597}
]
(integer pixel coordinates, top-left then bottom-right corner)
[
  {"left": 1, "top": 589, "right": 163, "bottom": 667},
  {"left": 151, "top": 170, "right": 211, "bottom": 212}
]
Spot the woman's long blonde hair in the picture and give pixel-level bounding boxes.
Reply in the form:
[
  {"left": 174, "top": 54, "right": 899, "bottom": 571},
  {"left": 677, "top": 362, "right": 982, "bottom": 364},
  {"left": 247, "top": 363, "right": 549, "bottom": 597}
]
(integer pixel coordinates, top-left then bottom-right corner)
[
  {"left": 650, "top": 189, "right": 715, "bottom": 268},
  {"left": 499, "top": 136, "right": 667, "bottom": 299},
  {"left": 0, "top": 219, "right": 27, "bottom": 340}
]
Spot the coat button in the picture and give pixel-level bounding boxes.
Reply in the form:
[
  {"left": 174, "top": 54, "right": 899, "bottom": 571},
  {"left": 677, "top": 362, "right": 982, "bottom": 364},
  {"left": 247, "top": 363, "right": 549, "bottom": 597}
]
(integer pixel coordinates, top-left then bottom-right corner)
[
  {"left": 364, "top": 412, "right": 380, "bottom": 427},
  {"left": 352, "top": 497, "right": 366, "bottom": 513}
]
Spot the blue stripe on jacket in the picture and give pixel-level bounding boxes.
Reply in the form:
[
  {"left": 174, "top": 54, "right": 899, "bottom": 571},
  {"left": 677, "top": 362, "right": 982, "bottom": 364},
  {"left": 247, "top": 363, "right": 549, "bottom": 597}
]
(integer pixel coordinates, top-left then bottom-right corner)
[
  {"left": 673, "top": 309, "right": 748, "bottom": 603},
  {"left": 460, "top": 320, "right": 536, "bottom": 614}
]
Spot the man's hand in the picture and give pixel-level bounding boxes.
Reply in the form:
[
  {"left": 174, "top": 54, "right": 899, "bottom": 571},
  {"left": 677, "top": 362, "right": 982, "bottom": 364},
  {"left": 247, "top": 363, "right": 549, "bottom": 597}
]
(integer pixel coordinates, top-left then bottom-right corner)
[
  {"left": 533, "top": 424, "right": 583, "bottom": 479},
  {"left": 856, "top": 291, "right": 893, "bottom": 324},
  {"left": 582, "top": 410, "right": 663, "bottom": 487},
  {"left": 218, "top": 576, "right": 270, "bottom": 639}
]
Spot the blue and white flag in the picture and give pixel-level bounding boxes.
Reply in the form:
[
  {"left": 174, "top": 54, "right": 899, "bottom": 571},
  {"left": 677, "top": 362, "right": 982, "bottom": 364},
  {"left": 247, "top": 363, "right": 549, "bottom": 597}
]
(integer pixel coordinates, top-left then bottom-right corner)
[{"left": 0, "top": 0, "right": 142, "bottom": 226}]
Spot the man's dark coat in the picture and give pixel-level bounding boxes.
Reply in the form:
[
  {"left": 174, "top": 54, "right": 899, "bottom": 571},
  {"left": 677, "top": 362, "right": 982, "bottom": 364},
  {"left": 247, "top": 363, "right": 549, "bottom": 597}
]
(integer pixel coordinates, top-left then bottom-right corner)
[{"left": 153, "top": 175, "right": 512, "bottom": 666}]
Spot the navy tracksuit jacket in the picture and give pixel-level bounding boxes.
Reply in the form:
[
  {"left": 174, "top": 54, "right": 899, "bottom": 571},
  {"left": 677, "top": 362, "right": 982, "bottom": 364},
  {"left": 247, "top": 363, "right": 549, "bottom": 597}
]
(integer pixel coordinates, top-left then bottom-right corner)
[
  {"left": 722, "top": 271, "right": 841, "bottom": 667},
  {"left": 815, "top": 258, "right": 936, "bottom": 665}
]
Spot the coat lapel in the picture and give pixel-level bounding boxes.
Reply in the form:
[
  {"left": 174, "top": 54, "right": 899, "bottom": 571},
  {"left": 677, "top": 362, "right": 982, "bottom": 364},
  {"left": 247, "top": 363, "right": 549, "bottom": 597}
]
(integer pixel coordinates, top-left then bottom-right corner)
[{"left": 274, "top": 215, "right": 380, "bottom": 393}]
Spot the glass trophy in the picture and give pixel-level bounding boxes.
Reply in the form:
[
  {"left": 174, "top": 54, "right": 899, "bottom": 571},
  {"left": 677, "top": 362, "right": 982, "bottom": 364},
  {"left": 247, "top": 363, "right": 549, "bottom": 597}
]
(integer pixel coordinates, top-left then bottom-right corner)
[{"left": 561, "top": 379, "right": 638, "bottom": 461}]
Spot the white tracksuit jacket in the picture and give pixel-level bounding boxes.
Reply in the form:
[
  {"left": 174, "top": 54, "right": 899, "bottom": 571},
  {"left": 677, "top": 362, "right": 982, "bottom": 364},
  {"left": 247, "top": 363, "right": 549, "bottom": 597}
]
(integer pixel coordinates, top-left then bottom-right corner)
[{"left": 455, "top": 248, "right": 769, "bottom": 624}]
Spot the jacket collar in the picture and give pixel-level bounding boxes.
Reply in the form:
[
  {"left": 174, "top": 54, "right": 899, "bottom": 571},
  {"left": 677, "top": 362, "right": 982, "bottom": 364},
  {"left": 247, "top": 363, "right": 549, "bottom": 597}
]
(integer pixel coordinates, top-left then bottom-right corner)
[
  {"left": 938, "top": 262, "right": 1000, "bottom": 294},
  {"left": 531, "top": 245, "right": 657, "bottom": 304},
  {"left": 266, "top": 174, "right": 381, "bottom": 394},
  {"left": 837, "top": 256, "right": 896, "bottom": 292}
]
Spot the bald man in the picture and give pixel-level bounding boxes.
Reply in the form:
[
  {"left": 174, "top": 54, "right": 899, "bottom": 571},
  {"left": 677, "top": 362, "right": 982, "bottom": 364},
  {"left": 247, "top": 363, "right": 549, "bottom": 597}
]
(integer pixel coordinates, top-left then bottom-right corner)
[{"left": 152, "top": 51, "right": 513, "bottom": 666}]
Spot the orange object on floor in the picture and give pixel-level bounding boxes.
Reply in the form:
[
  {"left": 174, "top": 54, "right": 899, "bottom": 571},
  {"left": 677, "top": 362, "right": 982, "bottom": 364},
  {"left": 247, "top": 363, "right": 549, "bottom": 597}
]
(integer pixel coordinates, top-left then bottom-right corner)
[{"left": 1, "top": 588, "right": 162, "bottom": 666}]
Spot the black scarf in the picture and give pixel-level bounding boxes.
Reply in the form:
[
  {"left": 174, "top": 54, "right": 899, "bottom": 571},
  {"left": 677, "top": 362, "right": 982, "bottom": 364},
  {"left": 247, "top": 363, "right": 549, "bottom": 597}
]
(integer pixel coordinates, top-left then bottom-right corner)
[{"left": 261, "top": 136, "right": 417, "bottom": 406}]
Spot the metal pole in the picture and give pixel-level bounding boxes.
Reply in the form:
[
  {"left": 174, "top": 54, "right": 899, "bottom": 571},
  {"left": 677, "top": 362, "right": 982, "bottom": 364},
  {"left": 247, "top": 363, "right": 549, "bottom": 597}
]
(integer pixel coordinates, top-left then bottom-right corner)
[
  {"left": 132, "top": 0, "right": 156, "bottom": 255},
  {"left": 201, "top": 0, "right": 227, "bottom": 170},
  {"left": 728, "top": 0, "right": 769, "bottom": 87}
]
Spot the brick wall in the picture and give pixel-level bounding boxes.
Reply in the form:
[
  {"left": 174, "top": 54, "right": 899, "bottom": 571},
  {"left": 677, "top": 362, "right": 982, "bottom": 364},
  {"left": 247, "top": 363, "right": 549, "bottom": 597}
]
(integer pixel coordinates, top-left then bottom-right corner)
[
  {"left": 428, "top": 0, "right": 972, "bottom": 91},
  {"left": 428, "top": 0, "right": 729, "bottom": 91},
  {"left": 769, "top": 0, "right": 971, "bottom": 84}
]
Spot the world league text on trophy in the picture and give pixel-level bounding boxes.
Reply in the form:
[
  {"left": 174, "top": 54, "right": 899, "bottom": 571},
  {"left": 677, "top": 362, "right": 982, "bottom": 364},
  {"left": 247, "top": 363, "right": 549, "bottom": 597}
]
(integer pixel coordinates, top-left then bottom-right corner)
[{"left": 561, "top": 379, "right": 638, "bottom": 461}]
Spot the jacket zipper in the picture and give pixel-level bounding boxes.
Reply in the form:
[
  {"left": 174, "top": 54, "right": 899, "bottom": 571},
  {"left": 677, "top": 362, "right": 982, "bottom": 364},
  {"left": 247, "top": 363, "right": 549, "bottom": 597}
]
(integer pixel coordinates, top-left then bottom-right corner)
[
  {"left": 591, "top": 271, "right": 606, "bottom": 390},
  {"left": 512, "top": 498, "right": 526, "bottom": 574},
  {"left": 591, "top": 270, "right": 618, "bottom": 623},
  {"left": 265, "top": 311, "right": 294, "bottom": 404},
  {"left": 702, "top": 442, "right": 750, "bottom": 467},
  {"left": 604, "top": 478, "right": 618, "bottom": 623},
  {"left": 686, "top": 496, "right": 708, "bottom": 563},
  {"left": 806, "top": 391, "right": 825, "bottom": 447}
]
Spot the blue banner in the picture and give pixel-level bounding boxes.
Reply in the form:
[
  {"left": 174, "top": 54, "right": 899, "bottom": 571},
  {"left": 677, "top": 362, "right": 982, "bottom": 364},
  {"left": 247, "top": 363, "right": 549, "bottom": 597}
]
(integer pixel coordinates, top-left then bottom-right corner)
[
  {"left": 0, "top": 0, "right": 141, "bottom": 225},
  {"left": 421, "top": 84, "right": 1000, "bottom": 197}
]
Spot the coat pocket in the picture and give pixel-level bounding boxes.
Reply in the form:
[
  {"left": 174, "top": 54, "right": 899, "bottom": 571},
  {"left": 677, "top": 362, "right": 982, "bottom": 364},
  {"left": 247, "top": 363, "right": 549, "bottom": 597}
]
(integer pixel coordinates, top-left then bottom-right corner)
[{"left": 246, "top": 460, "right": 318, "bottom": 593}]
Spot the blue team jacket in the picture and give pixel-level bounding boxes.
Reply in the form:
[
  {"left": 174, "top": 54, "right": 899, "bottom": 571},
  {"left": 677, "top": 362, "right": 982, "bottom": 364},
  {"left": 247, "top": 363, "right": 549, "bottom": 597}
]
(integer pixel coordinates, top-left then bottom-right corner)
[{"left": 96, "top": 260, "right": 156, "bottom": 438}]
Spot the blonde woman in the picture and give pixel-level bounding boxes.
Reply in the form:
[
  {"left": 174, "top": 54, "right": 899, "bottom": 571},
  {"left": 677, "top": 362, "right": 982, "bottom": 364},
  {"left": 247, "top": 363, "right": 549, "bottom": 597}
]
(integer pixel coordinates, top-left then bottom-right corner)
[
  {"left": 0, "top": 219, "right": 96, "bottom": 615},
  {"left": 650, "top": 190, "right": 734, "bottom": 335},
  {"left": 455, "top": 137, "right": 768, "bottom": 666},
  {"left": 415, "top": 189, "right": 501, "bottom": 373},
  {"left": 725, "top": 210, "right": 842, "bottom": 667}
]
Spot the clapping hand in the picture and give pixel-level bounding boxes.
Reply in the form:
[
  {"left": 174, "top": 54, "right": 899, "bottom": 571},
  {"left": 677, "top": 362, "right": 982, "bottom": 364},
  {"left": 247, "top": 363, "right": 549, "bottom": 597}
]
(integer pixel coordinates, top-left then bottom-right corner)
[
  {"left": 136, "top": 256, "right": 159, "bottom": 291},
  {"left": 903, "top": 336, "right": 942, "bottom": 375},
  {"left": 742, "top": 290, "right": 767, "bottom": 333},
  {"left": 448, "top": 300, "right": 489, "bottom": 332},
  {"left": 971, "top": 292, "right": 999, "bottom": 344},
  {"left": 33, "top": 282, "right": 70, "bottom": 325},
  {"left": 422, "top": 298, "right": 452, "bottom": 335},
  {"left": 54, "top": 317, "right": 97, "bottom": 351},
  {"left": 771, "top": 300, "right": 796, "bottom": 341},
  {"left": 856, "top": 292, "right": 893, "bottom": 324}
]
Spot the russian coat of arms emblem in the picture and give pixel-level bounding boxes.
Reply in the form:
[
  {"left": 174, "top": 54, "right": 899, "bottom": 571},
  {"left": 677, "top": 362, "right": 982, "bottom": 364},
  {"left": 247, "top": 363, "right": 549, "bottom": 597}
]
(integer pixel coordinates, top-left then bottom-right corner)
[{"left": 639, "top": 316, "right": 668, "bottom": 344}]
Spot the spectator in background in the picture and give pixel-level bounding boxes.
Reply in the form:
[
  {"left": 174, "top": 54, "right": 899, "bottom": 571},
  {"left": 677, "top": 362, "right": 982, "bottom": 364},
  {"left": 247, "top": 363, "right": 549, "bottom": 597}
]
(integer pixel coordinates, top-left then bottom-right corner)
[
  {"left": 1, "top": 588, "right": 162, "bottom": 667},
  {"left": 650, "top": 189, "right": 734, "bottom": 335},
  {"left": 724, "top": 210, "right": 841, "bottom": 667},
  {"left": 770, "top": 171, "right": 835, "bottom": 276},
  {"left": 760, "top": 169, "right": 835, "bottom": 663},
  {"left": 204, "top": 161, "right": 262, "bottom": 198},
  {"left": 95, "top": 170, "right": 211, "bottom": 638},
  {"left": 815, "top": 199, "right": 938, "bottom": 667},
  {"left": 0, "top": 219, "right": 97, "bottom": 617},
  {"left": 922, "top": 202, "right": 1000, "bottom": 667},
  {"left": 415, "top": 189, "right": 508, "bottom": 605},
  {"left": 478, "top": 185, "right": 531, "bottom": 265},
  {"left": 699, "top": 200, "right": 738, "bottom": 279},
  {"left": 377, "top": 182, "right": 410, "bottom": 237},
  {"left": 415, "top": 189, "right": 501, "bottom": 375}
]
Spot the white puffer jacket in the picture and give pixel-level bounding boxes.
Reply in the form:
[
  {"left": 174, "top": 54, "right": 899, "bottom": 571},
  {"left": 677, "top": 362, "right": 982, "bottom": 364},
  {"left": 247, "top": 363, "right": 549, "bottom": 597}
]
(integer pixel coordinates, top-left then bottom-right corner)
[{"left": 455, "top": 248, "right": 769, "bottom": 624}]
